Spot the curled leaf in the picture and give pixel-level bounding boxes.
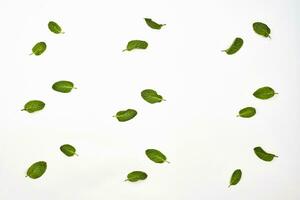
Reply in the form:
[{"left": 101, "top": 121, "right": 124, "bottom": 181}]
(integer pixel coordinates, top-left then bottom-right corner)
[
  {"left": 229, "top": 169, "right": 242, "bottom": 187},
  {"left": 48, "top": 21, "right": 64, "bottom": 34},
  {"left": 123, "top": 40, "right": 148, "bottom": 51},
  {"left": 253, "top": 22, "right": 271, "bottom": 38},
  {"left": 22, "top": 100, "right": 45, "bottom": 113},
  {"left": 237, "top": 107, "right": 256, "bottom": 118},
  {"left": 114, "top": 109, "right": 137, "bottom": 122},
  {"left": 26, "top": 161, "right": 47, "bottom": 179},
  {"left": 126, "top": 171, "right": 147, "bottom": 182},
  {"left": 31, "top": 42, "right": 47, "bottom": 56},
  {"left": 222, "top": 37, "right": 243, "bottom": 55},
  {"left": 254, "top": 146, "right": 278, "bottom": 162},
  {"left": 141, "top": 89, "right": 165, "bottom": 104},
  {"left": 60, "top": 144, "right": 77, "bottom": 157},
  {"left": 253, "top": 86, "right": 277, "bottom": 100},
  {"left": 52, "top": 80, "right": 76, "bottom": 93},
  {"left": 145, "top": 149, "right": 169, "bottom": 163},
  {"left": 144, "top": 18, "right": 166, "bottom": 30}
]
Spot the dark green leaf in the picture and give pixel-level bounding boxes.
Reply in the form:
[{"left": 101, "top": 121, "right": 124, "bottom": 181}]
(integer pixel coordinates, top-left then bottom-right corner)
[
  {"left": 52, "top": 81, "right": 76, "bottom": 93},
  {"left": 253, "top": 86, "right": 277, "bottom": 100},
  {"left": 48, "top": 21, "right": 64, "bottom": 34},
  {"left": 237, "top": 107, "right": 256, "bottom": 118},
  {"left": 253, "top": 22, "right": 271, "bottom": 38},
  {"left": 26, "top": 161, "right": 47, "bottom": 179},
  {"left": 114, "top": 109, "right": 137, "bottom": 122},
  {"left": 123, "top": 40, "right": 148, "bottom": 51},
  {"left": 254, "top": 146, "right": 278, "bottom": 162},
  {"left": 126, "top": 171, "right": 147, "bottom": 182},
  {"left": 229, "top": 169, "right": 242, "bottom": 187},
  {"left": 145, "top": 149, "right": 169, "bottom": 163},
  {"left": 31, "top": 42, "right": 47, "bottom": 56},
  {"left": 60, "top": 144, "right": 77, "bottom": 157},
  {"left": 222, "top": 37, "right": 243, "bottom": 55},
  {"left": 22, "top": 100, "right": 45, "bottom": 113},
  {"left": 144, "top": 18, "right": 166, "bottom": 30},
  {"left": 141, "top": 89, "right": 165, "bottom": 104}
]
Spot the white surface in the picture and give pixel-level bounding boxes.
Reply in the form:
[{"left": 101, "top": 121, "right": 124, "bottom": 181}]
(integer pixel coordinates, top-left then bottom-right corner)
[{"left": 0, "top": 0, "right": 299, "bottom": 199}]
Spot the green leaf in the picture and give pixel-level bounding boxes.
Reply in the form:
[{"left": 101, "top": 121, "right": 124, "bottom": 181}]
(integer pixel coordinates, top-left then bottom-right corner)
[
  {"left": 254, "top": 146, "right": 278, "bottom": 162},
  {"left": 222, "top": 37, "right": 243, "bottom": 55},
  {"left": 141, "top": 89, "right": 165, "bottom": 104},
  {"left": 144, "top": 18, "right": 166, "bottom": 30},
  {"left": 237, "top": 107, "right": 256, "bottom": 118},
  {"left": 126, "top": 171, "right": 147, "bottom": 182},
  {"left": 145, "top": 149, "right": 169, "bottom": 163},
  {"left": 26, "top": 161, "right": 47, "bottom": 179},
  {"left": 229, "top": 169, "right": 242, "bottom": 187},
  {"left": 52, "top": 80, "right": 76, "bottom": 93},
  {"left": 123, "top": 40, "right": 148, "bottom": 51},
  {"left": 31, "top": 42, "right": 47, "bottom": 56},
  {"left": 22, "top": 100, "right": 45, "bottom": 113},
  {"left": 253, "top": 22, "right": 271, "bottom": 38},
  {"left": 60, "top": 144, "right": 77, "bottom": 157},
  {"left": 253, "top": 86, "right": 277, "bottom": 100},
  {"left": 48, "top": 21, "right": 64, "bottom": 34},
  {"left": 114, "top": 109, "right": 137, "bottom": 122}
]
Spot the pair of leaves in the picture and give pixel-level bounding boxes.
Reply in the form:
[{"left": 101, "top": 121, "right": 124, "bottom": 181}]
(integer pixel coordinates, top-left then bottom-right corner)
[
  {"left": 22, "top": 100, "right": 45, "bottom": 113},
  {"left": 144, "top": 18, "right": 166, "bottom": 30},
  {"left": 253, "top": 86, "right": 277, "bottom": 100},
  {"left": 223, "top": 37, "right": 243, "bottom": 55},
  {"left": 52, "top": 80, "right": 76, "bottom": 93},
  {"left": 229, "top": 169, "right": 242, "bottom": 187},
  {"left": 60, "top": 144, "right": 77, "bottom": 157},
  {"left": 26, "top": 161, "right": 47, "bottom": 179},
  {"left": 48, "top": 21, "right": 64, "bottom": 34},
  {"left": 253, "top": 22, "right": 271, "bottom": 38},
  {"left": 254, "top": 147, "right": 277, "bottom": 162}
]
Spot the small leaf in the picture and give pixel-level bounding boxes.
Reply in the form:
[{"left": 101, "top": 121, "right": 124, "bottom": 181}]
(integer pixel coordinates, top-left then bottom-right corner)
[
  {"left": 144, "top": 18, "right": 166, "bottom": 30},
  {"left": 145, "top": 149, "right": 169, "bottom": 163},
  {"left": 222, "top": 37, "right": 243, "bottom": 55},
  {"left": 253, "top": 22, "right": 271, "bottom": 38},
  {"left": 52, "top": 80, "right": 76, "bottom": 93},
  {"left": 253, "top": 86, "right": 277, "bottom": 100},
  {"left": 141, "top": 89, "right": 165, "bottom": 104},
  {"left": 26, "top": 161, "right": 47, "bottom": 179},
  {"left": 237, "top": 107, "right": 256, "bottom": 118},
  {"left": 48, "top": 21, "right": 64, "bottom": 34},
  {"left": 22, "top": 100, "right": 45, "bottom": 113},
  {"left": 254, "top": 146, "right": 278, "bottom": 162},
  {"left": 60, "top": 144, "right": 77, "bottom": 157},
  {"left": 229, "top": 169, "right": 242, "bottom": 187},
  {"left": 123, "top": 40, "right": 148, "bottom": 51},
  {"left": 126, "top": 171, "right": 147, "bottom": 182},
  {"left": 31, "top": 42, "right": 47, "bottom": 56},
  {"left": 114, "top": 109, "right": 137, "bottom": 122}
]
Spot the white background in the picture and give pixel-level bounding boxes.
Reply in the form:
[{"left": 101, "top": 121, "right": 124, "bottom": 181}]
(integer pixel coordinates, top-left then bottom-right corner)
[{"left": 0, "top": 0, "right": 299, "bottom": 199}]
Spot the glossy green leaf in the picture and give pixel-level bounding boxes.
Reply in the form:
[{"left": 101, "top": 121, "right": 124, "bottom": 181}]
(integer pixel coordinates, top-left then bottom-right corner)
[
  {"left": 253, "top": 22, "right": 271, "bottom": 38},
  {"left": 114, "top": 109, "right": 137, "bottom": 122},
  {"left": 237, "top": 107, "right": 256, "bottom": 118},
  {"left": 60, "top": 144, "right": 77, "bottom": 157},
  {"left": 52, "top": 81, "right": 76, "bottom": 93},
  {"left": 254, "top": 146, "right": 278, "bottom": 162},
  {"left": 145, "top": 149, "right": 169, "bottom": 163},
  {"left": 222, "top": 37, "right": 243, "bottom": 55},
  {"left": 253, "top": 86, "right": 277, "bottom": 100},
  {"left": 31, "top": 42, "right": 47, "bottom": 56},
  {"left": 22, "top": 100, "right": 45, "bottom": 113},
  {"left": 123, "top": 40, "right": 148, "bottom": 51},
  {"left": 126, "top": 171, "right": 147, "bottom": 182},
  {"left": 144, "top": 18, "right": 166, "bottom": 30},
  {"left": 229, "top": 169, "right": 242, "bottom": 187},
  {"left": 141, "top": 89, "right": 165, "bottom": 104},
  {"left": 26, "top": 161, "right": 47, "bottom": 179},
  {"left": 48, "top": 21, "right": 64, "bottom": 34}
]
